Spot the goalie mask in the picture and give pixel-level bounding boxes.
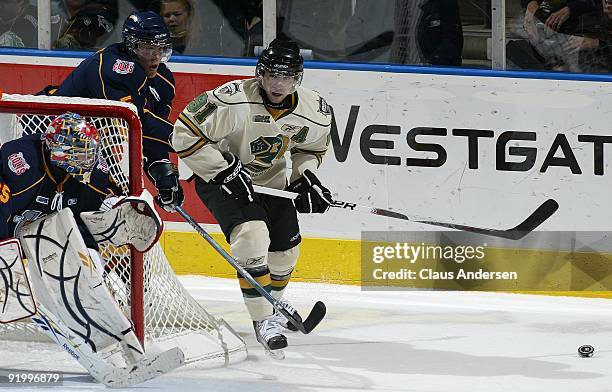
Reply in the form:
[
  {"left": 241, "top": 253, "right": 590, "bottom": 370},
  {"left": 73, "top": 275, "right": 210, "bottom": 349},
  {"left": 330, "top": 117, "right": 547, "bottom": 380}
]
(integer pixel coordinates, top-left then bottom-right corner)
[
  {"left": 45, "top": 112, "right": 100, "bottom": 184},
  {"left": 256, "top": 38, "right": 304, "bottom": 104}
]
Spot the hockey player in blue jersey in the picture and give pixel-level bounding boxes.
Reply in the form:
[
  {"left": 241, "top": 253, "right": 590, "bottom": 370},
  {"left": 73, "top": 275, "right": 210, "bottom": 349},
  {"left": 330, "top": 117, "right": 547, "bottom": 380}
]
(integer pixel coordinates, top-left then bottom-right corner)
[
  {"left": 0, "top": 112, "right": 117, "bottom": 241},
  {"left": 39, "top": 11, "right": 183, "bottom": 213},
  {"left": 0, "top": 112, "right": 175, "bottom": 387}
]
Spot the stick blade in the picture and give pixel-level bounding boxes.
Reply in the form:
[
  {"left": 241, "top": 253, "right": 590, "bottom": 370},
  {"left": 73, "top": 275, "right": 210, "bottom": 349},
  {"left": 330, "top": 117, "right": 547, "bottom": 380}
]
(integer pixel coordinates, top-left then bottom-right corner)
[
  {"left": 302, "top": 301, "right": 326, "bottom": 334},
  {"left": 511, "top": 199, "right": 559, "bottom": 233},
  {"left": 416, "top": 199, "right": 559, "bottom": 240},
  {"left": 286, "top": 301, "right": 326, "bottom": 334}
]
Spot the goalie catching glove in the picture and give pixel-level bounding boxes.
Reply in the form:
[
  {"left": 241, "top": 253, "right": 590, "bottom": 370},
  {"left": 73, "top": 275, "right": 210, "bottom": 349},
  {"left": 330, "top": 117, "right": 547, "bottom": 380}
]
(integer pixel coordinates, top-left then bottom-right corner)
[
  {"left": 147, "top": 159, "right": 185, "bottom": 212},
  {"left": 212, "top": 152, "right": 254, "bottom": 203},
  {"left": 80, "top": 189, "right": 163, "bottom": 252},
  {"left": 287, "top": 170, "right": 333, "bottom": 213}
]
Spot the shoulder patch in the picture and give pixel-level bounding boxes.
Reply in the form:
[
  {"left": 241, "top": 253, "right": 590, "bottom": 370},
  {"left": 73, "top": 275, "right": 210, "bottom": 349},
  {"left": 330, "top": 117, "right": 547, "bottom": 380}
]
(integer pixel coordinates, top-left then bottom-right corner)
[
  {"left": 7, "top": 152, "right": 30, "bottom": 175},
  {"left": 318, "top": 96, "right": 331, "bottom": 116},
  {"left": 112, "top": 59, "right": 135, "bottom": 75},
  {"left": 217, "top": 82, "right": 242, "bottom": 96}
]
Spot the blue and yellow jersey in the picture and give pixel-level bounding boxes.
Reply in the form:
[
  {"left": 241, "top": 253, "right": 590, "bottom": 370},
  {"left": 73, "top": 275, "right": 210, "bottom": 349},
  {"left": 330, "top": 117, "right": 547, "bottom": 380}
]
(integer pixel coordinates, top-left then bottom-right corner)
[
  {"left": 0, "top": 134, "right": 116, "bottom": 239},
  {"left": 43, "top": 43, "right": 176, "bottom": 167}
]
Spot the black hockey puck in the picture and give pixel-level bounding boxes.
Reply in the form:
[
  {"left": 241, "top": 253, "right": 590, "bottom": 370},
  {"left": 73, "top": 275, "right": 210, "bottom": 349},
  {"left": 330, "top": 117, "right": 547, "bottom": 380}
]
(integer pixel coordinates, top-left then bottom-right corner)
[{"left": 578, "top": 345, "right": 594, "bottom": 357}]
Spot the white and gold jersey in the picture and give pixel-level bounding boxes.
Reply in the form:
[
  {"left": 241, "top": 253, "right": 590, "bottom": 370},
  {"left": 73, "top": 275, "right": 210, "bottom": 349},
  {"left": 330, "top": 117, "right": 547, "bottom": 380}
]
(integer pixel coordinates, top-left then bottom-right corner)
[{"left": 172, "top": 78, "right": 332, "bottom": 189}]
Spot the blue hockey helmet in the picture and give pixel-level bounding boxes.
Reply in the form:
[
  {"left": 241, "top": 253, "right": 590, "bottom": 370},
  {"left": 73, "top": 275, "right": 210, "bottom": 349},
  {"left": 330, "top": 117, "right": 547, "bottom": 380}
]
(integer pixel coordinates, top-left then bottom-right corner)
[{"left": 122, "top": 11, "right": 172, "bottom": 63}]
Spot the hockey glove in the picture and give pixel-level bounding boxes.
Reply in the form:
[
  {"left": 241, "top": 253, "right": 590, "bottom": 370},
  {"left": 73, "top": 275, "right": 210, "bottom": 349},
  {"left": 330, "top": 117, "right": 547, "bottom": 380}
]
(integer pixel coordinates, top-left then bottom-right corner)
[
  {"left": 212, "top": 152, "right": 254, "bottom": 203},
  {"left": 286, "top": 170, "right": 333, "bottom": 213},
  {"left": 147, "top": 160, "right": 185, "bottom": 212}
]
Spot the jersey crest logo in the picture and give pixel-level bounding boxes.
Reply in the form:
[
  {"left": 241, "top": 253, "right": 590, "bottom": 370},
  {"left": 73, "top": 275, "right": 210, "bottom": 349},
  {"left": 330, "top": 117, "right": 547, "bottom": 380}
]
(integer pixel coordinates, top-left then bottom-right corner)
[
  {"left": 253, "top": 115, "right": 271, "bottom": 123},
  {"left": 217, "top": 82, "right": 241, "bottom": 96},
  {"left": 149, "top": 86, "right": 161, "bottom": 101},
  {"left": 67, "top": 198, "right": 77, "bottom": 206},
  {"left": 318, "top": 96, "right": 331, "bottom": 115},
  {"left": 249, "top": 135, "right": 289, "bottom": 165},
  {"left": 112, "top": 59, "right": 134, "bottom": 75},
  {"left": 7, "top": 152, "right": 30, "bottom": 175}
]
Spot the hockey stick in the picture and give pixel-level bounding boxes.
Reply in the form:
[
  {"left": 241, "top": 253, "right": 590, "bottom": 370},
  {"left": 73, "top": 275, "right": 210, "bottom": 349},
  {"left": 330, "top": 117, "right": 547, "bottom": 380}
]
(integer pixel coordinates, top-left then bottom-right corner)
[
  {"left": 252, "top": 185, "right": 559, "bottom": 240},
  {"left": 175, "top": 206, "right": 326, "bottom": 334}
]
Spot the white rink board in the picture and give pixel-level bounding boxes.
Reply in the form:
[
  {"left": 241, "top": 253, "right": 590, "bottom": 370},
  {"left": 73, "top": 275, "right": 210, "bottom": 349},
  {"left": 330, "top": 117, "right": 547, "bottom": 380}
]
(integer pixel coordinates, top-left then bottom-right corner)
[
  {"left": 293, "top": 70, "right": 612, "bottom": 237},
  {"left": 2, "top": 54, "right": 609, "bottom": 237}
]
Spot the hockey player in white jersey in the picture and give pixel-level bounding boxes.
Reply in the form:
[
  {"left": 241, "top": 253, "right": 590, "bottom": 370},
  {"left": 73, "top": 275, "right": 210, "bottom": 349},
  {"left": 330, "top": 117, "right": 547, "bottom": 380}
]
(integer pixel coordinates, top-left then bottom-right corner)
[{"left": 172, "top": 38, "right": 333, "bottom": 355}]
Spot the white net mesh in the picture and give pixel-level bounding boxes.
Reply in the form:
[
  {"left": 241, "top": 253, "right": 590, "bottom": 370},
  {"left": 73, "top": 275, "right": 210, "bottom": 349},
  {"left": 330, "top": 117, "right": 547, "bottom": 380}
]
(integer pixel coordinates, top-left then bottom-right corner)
[{"left": 0, "top": 94, "right": 247, "bottom": 366}]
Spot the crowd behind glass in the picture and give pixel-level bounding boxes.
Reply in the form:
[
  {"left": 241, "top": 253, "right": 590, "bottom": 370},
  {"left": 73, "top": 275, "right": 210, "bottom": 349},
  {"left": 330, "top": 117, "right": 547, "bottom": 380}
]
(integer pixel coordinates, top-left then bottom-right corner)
[{"left": 0, "top": 0, "right": 609, "bottom": 73}]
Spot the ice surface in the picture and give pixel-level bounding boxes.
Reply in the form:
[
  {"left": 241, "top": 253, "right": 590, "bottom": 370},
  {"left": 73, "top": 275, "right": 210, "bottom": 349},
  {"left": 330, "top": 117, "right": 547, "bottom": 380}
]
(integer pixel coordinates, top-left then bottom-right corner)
[{"left": 1, "top": 276, "right": 611, "bottom": 392}]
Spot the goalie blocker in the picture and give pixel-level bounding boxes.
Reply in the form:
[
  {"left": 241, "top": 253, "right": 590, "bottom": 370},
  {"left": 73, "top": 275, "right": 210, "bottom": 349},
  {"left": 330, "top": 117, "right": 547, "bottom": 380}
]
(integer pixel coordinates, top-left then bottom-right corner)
[{"left": 0, "top": 191, "right": 183, "bottom": 387}]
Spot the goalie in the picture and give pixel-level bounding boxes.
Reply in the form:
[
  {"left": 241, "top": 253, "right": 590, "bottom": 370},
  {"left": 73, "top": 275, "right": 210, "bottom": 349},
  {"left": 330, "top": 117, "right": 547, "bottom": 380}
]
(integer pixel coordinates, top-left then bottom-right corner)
[{"left": 0, "top": 112, "right": 184, "bottom": 387}]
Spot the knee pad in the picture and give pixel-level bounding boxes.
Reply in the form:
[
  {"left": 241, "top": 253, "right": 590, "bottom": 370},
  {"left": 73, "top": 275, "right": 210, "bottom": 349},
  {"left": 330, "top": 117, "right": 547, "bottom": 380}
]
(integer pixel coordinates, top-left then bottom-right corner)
[
  {"left": 268, "top": 245, "right": 300, "bottom": 276},
  {"left": 229, "top": 221, "right": 270, "bottom": 268}
]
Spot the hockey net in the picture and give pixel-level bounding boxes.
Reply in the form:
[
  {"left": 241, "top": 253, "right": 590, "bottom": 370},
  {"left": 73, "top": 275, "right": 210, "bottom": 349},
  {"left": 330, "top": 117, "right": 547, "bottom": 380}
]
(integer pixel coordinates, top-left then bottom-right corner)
[{"left": 0, "top": 93, "right": 247, "bottom": 366}]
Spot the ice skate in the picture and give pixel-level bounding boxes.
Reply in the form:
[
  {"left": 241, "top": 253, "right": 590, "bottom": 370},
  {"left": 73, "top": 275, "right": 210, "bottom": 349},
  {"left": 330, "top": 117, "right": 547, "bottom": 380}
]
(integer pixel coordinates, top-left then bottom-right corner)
[{"left": 253, "top": 317, "right": 287, "bottom": 360}]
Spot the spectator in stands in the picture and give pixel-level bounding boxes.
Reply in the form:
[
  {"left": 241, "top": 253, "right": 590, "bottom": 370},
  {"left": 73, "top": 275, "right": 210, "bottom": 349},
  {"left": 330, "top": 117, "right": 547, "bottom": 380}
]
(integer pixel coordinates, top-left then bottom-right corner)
[
  {"left": 160, "top": 0, "right": 192, "bottom": 54},
  {"left": 54, "top": 2, "right": 118, "bottom": 50},
  {"left": 558, "top": 0, "right": 612, "bottom": 72},
  {"left": 211, "top": 0, "right": 262, "bottom": 56},
  {"left": 0, "top": 0, "right": 37, "bottom": 48},
  {"left": 513, "top": 0, "right": 597, "bottom": 71},
  {"left": 390, "top": 0, "right": 464, "bottom": 66}
]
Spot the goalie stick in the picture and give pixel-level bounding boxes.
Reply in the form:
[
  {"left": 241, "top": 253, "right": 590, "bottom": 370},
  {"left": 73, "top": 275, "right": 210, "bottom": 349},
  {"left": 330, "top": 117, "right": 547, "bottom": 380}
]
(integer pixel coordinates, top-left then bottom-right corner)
[
  {"left": 31, "top": 306, "right": 185, "bottom": 388},
  {"left": 252, "top": 185, "right": 559, "bottom": 240},
  {"left": 175, "top": 206, "right": 325, "bottom": 334}
]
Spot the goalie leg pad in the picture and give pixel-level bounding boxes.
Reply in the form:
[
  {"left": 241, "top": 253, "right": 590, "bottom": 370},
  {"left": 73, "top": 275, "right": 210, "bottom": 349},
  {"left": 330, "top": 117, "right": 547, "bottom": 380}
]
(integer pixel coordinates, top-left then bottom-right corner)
[
  {"left": 19, "top": 209, "right": 185, "bottom": 386},
  {"left": 0, "top": 238, "right": 36, "bottom": 323},
  {"left": 19, "top": 208, "right": 142, "bottom": 355},
  {"left": 80, "top": 189, "right": 163, "bottom": 252}
]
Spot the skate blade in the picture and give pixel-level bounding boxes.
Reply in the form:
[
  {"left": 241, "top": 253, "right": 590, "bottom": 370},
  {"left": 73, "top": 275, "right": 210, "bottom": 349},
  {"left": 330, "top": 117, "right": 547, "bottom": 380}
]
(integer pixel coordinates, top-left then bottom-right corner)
[{"left": 263, "top": 347, "right": 285, "bottom": 360}]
